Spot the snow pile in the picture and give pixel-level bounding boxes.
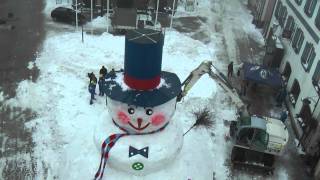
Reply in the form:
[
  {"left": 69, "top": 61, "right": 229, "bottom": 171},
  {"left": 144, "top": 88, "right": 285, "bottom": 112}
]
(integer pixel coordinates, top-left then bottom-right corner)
[{"left": 91, "top": 15, "right": 110, "bottom": 29}]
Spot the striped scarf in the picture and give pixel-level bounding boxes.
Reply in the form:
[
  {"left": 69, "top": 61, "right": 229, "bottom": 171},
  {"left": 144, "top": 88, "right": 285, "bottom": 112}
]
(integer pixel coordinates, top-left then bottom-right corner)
[{"left": 94, "top": 121, "right": 169, "bottom": 180}]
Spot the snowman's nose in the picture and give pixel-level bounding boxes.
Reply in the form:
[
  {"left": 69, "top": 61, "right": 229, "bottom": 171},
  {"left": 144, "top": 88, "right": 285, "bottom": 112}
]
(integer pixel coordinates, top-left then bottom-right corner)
[{"left": 137, "top": 118, "right": 143, "bottom": 127}]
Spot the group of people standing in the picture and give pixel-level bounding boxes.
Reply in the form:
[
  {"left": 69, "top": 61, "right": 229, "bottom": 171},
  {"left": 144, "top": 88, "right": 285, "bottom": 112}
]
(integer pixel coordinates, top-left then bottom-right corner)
[{"left": 87, "top": 66, "right": 116, "bottom": 105}]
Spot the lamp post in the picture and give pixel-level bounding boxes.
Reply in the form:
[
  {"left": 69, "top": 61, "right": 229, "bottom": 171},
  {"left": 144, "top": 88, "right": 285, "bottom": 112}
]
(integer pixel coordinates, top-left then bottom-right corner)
[
  {"left": 81, "top": 2, "right": 84, "bottom": 43},
  {"left": 91, "top": 0, "right": 93, "bottom": 34},
  {"left": 170, "top": 0, "right": 176, "bottom": 29},
  {"left": 154, "top": 0, "right": 159, "bottom": 30},
  {"left": 107, "top": 0, "right": 109, "bottom": 33},
  {"left": 75, "top": 0, "right": 78, "bottom": 30}
]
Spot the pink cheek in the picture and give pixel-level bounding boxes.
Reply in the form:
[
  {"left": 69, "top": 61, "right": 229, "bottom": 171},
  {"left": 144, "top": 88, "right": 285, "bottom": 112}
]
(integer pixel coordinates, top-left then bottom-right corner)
[
  {"left": 151, "top": 114, "right": 165, "bottom": 126},
  {"left": 117, "top": 111, "right": 130, "bottom": 124}
]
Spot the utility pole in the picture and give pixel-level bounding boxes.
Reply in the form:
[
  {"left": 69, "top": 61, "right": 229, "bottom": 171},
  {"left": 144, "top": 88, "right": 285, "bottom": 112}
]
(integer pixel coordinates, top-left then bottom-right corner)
[
  {"left": 81, "top": 2, "right": 84, "bottom": 43},
  {"left": 107, "top": 0, "right": 109, "bottom": 33},
  {"left": 91, "top": 0, "right": 93, "bottom": 34},
  {"left": 154, "top": 0, "right": 159, "bottom": 30},
  {"left": 76, "top": 0, "right": 78, "bottom": 30},
  {"left": 101, "top": 0, "right": 104, "bottom": 17},
  {"left": 170, "top": 0, "right": 176, "bottom": 29}
]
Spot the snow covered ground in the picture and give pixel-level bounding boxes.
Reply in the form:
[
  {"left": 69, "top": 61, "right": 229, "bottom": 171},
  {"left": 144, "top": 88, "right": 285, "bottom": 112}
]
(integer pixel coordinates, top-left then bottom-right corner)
[
  {"left": 4, "top": 28, "right": 227, "bottom": 179},
  {"left": 0, "top": 0, "right": 292, "bottom": 179}
]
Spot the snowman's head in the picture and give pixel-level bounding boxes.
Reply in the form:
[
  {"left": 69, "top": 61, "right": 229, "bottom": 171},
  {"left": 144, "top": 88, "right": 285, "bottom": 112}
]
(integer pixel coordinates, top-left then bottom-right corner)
[{"left": 107, "top": 97, "right": 177, "bottom": 134}]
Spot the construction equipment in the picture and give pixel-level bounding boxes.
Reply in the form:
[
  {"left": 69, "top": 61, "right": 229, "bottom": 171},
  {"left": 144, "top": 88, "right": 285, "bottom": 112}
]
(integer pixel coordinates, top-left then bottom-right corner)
[{"left": 178, "top": 60, "right": 289, "bottom": 172}]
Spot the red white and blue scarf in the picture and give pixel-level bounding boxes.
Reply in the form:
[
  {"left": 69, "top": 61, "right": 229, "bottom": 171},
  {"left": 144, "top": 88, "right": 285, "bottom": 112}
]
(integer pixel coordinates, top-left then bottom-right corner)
[{"left": 94, "top": 121, "right": 169, "bottom": 180}]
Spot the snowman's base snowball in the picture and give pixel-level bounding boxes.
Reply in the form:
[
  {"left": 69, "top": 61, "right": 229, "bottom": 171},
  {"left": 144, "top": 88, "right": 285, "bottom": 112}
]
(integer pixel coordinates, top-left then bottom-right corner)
[{"left": 94, "top": 119, "right": 184, "bottom": 176}]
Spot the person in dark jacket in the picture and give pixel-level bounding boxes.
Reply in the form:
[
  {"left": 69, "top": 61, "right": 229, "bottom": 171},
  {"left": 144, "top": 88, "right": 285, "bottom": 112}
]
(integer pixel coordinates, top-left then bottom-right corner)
[
  {"left": 88, "top": 72, "right": 97, "bottom": 105},
  {"left": 108, "top": 68, "right": 116, "bottom": 79},
  {"left": 98, "top": 76, "right": 105, "bottom": 96},
  {"left": 276, "top": 87, "right": 287, "bottom": 107},
  {"left": 99, "top": 66, "right": 107, "bottom": 78},
  {"left": 280, "top": 110, "right": 288, "bottom": 123},
  {"left": 227, "top": 62, "right": 234, "bottom": 78}
]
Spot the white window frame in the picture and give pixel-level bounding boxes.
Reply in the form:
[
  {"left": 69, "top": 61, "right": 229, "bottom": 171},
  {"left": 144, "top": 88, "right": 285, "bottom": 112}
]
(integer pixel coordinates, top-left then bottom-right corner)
[
  {"left": 292, "top": 28, "right": 304, "bottom": 53},
  {"left": 305, "top": 0, "right": 317, "bottom": 17},
  {"left": 301, "top": 43, "right": 315, "bottom": 70},
  {"left": 316, "top": 7, "right": 320, "bottom": 30}
]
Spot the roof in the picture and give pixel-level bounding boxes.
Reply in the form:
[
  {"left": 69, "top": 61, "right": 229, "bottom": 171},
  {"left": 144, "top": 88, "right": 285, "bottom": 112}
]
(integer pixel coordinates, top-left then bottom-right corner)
[
  {"left": 250, "top": 116, "right": 267, "bottom": 130},
  {"left": 266, "top": 117, "right": 289, "bottom": 142},
  {"left": 238, "top": 115, "right": 266, "bottom": 130}
]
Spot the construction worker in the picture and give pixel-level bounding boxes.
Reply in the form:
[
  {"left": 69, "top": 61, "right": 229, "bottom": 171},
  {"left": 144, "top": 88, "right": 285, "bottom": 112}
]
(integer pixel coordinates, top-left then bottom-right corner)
[{"left": 88, "top": 72, "right": 97, "bottom": 105}]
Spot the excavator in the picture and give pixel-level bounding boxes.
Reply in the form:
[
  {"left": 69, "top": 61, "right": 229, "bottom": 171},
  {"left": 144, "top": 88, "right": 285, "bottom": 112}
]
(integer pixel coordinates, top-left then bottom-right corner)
[{"left": 177, "top": 61, "right": 289, "bottom": 172}]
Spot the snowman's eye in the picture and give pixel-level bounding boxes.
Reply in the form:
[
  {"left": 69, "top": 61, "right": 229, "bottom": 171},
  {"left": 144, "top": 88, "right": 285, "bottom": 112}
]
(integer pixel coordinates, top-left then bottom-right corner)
[
  {"left": 146, "top": 109, "right": 153, "bottom": 115},
  {"left": 128, "top": 107, "right": 135, "bottom": 114}
]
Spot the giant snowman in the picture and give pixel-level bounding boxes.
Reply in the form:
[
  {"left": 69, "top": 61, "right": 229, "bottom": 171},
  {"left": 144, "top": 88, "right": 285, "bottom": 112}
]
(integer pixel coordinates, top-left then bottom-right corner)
[{"left": 94, "top": 29, "right": 213, "bottom": 180}]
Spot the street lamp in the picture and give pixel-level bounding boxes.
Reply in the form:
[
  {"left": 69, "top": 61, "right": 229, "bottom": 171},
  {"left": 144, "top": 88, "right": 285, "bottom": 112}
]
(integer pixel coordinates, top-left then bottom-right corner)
[
  {"left": 154, "top": 0, "right": 159, "bottom": 30},
  {"left": 170, "top": 0, "right": 176, "bottom": 29},
  {"left": 80, "top": 1, "right": 84, "bottom": 43},
  {"left": 76, "top": 0, "right": 78, "bottom": 30}
]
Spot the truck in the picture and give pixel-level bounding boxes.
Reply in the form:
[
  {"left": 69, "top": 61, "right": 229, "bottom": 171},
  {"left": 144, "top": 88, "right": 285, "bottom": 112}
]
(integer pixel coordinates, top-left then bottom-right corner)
[{"left": 177, "top": 61, "right": 289, "bottom": 172}]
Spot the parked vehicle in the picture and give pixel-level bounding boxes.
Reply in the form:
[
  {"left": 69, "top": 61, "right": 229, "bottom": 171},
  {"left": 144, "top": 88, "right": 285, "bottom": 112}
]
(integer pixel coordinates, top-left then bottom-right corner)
[{"left": 51, "top": 7, "right": 86, "bottom": 25}]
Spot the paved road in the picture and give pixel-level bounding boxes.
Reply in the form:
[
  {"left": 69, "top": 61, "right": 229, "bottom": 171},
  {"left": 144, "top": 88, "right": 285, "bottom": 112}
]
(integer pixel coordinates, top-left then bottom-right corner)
[
  {"left": 0, "top": 0, "right": 44, "bottom": 96},
  {"left": 0, "top": 0, "right": 45, "bottom": 179}
]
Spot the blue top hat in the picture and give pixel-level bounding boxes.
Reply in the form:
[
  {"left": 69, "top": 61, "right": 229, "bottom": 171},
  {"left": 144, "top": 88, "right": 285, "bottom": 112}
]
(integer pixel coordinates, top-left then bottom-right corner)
[{"left": 104, "top": 29, "right": 181, "bottom": 107}]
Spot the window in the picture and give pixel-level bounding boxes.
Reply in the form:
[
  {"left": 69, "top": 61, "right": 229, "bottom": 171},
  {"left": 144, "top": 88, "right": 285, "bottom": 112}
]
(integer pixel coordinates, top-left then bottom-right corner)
[
  {"left": 257, "top": 0, "right": 266, "bottom": 19},
  {"left": 295, "top": 0, "right": 303, "bottom": 5},
  {"left": 316, "top": 7, "right": 320, "bottom": 31},
  {"left": 251, "top": 129, "right": 268, "bottom": 151},
  {"left": 298, "top": 102, "right": 312, "bottom": 131},
  {"left": 304, "top": 0, "right": 317, "bottom": 17},
  {"left": 301, "top": 42, "right": 316, "bottom": 71},
  {"left": 291, "top": 28, "right": 304, "bottom": 54},
  {"left": 275, "top": 1, "right": 282, "bottom": 19},
  {"left": 282, "top": 62, "right": 292, "bottom": 82},
  {"left": 312, "top": 61, "right": 320, "bottom": 93},
  {"left": 279, "top": 7, "right": 288, "bottom": 27},
  {"left": 283, "top": 16, "right": 295, "bottom": 39},
  {"left": 290, "top": 79, "right": 301, "bottom": 106}
]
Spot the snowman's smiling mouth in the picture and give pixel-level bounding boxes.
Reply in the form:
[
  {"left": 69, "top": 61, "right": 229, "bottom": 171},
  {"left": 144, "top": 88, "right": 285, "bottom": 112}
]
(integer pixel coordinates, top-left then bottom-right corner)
[
  {"left": 128, "top": 118, "right": 150, "bottom": 131},
  {"left": 128, "top": 122, "right": 150, "bottom": 131}
]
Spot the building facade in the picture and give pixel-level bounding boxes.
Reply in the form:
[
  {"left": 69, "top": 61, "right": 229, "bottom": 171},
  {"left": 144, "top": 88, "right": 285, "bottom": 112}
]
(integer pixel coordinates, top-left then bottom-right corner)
[
  {"left": 248, "top": 0, "right": 277, "bottom": 36},
  {"left": 266, "top": 0, "right": 320, "bottom": 178},
  {"left": 252, "top": 0, "right": 277, "bottom": 33}
]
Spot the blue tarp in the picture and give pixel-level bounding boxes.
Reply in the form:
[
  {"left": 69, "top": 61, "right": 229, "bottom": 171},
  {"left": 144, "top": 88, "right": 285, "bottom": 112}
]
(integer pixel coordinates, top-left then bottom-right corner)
[{"left": 243, "top": 63, "right": 283, "bottom": 88}]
